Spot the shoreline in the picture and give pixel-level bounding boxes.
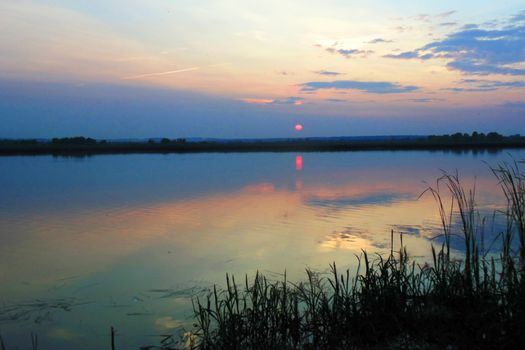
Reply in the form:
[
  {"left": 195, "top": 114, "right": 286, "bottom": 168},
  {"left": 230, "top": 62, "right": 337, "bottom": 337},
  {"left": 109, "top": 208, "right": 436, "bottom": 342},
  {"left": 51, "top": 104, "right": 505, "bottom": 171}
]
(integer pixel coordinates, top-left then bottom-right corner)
[{"left": 2, "top": 138, "right": 525, "bottom": 156}]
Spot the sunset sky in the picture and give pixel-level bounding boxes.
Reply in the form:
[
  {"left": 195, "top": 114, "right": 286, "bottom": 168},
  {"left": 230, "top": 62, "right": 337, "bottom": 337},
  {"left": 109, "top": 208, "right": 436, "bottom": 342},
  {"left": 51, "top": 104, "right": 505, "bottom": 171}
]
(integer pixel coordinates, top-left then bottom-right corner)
[{"left": 1, "top": 0, "right": 524, "bottom": 138}]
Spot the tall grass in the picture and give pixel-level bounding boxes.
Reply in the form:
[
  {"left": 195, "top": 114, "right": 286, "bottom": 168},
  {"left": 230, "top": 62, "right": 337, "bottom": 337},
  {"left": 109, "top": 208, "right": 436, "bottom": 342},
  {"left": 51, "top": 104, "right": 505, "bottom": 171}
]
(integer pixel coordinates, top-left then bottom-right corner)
[
  {"left": 191, "top": 162, "right": 525, "bottom": 349},
  {"left": 492, "top": 161, "right": 525, "bottom": 274}
]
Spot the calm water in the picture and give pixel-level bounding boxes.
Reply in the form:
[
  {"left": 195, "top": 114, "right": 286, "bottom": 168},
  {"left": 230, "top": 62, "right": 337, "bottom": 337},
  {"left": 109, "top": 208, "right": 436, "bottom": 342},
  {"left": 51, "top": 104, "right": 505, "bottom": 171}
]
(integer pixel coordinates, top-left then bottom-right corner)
[{"left": 1, "top": 150, "right": 524, "bottom": 349}]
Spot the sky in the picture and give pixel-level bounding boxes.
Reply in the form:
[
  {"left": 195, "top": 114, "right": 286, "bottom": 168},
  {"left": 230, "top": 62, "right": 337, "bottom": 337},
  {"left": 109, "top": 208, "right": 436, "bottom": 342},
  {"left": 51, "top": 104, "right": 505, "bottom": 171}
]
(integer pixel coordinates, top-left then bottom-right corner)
[{"left": 1, "top": 0, "right": 524, "bottom": 138}]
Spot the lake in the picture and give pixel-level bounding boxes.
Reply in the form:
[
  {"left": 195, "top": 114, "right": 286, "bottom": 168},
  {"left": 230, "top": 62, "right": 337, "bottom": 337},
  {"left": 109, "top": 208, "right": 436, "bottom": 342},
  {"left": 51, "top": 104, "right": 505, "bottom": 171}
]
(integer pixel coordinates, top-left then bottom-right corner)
[{"left": 1, "top": 149, "right": 524, "bottom": 349}]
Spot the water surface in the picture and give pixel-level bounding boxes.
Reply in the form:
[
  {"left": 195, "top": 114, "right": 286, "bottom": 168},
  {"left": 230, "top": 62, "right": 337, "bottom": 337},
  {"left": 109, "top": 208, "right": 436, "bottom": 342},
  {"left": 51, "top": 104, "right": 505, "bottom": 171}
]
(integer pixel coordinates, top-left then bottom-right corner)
[{"left": 1, "top": 150, "right": 523, "bottom": 349}]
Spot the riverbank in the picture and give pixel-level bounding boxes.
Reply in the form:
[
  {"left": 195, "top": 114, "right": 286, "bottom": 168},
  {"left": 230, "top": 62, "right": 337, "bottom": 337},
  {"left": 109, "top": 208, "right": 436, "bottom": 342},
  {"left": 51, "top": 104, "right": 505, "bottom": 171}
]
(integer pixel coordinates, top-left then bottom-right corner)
[{"left": 2, "top": 133, "right": 525, "bottom": 155}]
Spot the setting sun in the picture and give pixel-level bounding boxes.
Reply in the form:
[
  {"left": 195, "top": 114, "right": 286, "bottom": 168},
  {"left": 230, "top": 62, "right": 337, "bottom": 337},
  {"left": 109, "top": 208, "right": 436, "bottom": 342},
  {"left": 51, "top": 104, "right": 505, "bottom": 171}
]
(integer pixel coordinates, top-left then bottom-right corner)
[{"left": 295, "top": 124, "right": 303, "bottom": 132}]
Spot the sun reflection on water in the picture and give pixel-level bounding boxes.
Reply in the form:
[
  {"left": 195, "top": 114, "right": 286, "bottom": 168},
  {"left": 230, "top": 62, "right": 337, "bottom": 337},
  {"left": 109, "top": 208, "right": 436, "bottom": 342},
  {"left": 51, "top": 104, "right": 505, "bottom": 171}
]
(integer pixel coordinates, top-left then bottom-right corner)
[{"left": 296, "top": 154, "right": 303, "bottom": 171}]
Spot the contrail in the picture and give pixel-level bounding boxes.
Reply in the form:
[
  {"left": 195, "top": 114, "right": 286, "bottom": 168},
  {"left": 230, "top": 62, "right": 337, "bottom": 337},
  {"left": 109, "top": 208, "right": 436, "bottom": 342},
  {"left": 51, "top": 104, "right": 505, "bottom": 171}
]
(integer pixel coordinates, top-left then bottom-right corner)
[{"left": 123, "top": 67, "right": 199, "bottom": 80}]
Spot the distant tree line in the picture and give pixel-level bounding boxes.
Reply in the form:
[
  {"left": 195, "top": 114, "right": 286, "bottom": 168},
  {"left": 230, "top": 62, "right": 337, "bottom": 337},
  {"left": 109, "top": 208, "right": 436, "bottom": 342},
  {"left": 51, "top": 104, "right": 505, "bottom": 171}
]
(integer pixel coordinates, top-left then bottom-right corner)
[
  {"left": 2, "top": 132, "right": 525, "bottom": 156},
  {"left": 51, "top": 136, "right": 100, "bottom": 144},
  {"left": 49, "top": 137, "right": 188, "bottom": 144},
  {"left": 0, "top": 137, "right": 188, "bottom": 146},
  {"left": 150, "top": 138, "right": 187, "bottom": 144},
  {"left": 0, "top": 139, "right": 41, "bottom": 145},
  {"left": 3, "top": 134, "right": 522, "bottom": 146},
  {"left": 428, "top": 132, "right": 523, "bottom": 142}
]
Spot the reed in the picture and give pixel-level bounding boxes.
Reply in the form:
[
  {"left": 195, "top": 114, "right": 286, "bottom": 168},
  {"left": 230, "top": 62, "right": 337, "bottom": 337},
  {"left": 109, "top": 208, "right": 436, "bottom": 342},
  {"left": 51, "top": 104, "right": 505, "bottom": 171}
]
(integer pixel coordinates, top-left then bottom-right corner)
[
  {"left": 31, "top": 332, "right": 38, "bottom": 350},
  {"left": 0, "top": 335, "right": 6, "bottom": 350},
  {"left": 492, "top": 160, "right": 525, "bottom": 274}
]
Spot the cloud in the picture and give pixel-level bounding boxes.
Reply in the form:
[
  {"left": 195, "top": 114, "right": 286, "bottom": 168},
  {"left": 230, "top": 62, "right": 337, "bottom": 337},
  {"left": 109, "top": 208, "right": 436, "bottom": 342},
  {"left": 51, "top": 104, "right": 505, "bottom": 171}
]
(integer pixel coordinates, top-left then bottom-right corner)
[
  {"left": 383, "top": 51, "right": 421, "bottom": 59},
  {"left": 501, "top": 101, "right": 525, "bottom": 108},
  {"left": 461, "top": 24, "right": 479, "bottom": 30},
  {"left": 383, "top": 51, "right": 435, "bottom": 60},
  {"left": 420, "top": 53, "right": 435, "bottom": 60},
  {"left": 325, "top": 98, "right": 347, "bottom": 103},
  {"left": 366, "top": 38, "right": 394, "bottom": 44},
  {"left": 240, "top": 98, "right": 274, "bottom": 104},
  {"left": 300, "top": 80, "right": 418, "bottom": 94},
  {"left": 122, "top": 63, "right": 226, "bottom": 80},
  {"left": 325, "top": 47, "right": 373, "bottom": 58},
  {"left": 383, "top": 13, "right": 525, "bottom": 76},
  {"left": 240, "top": 97, "right": 304, "bottom": 105},
  {"left": 437, "top": 10, "right": 456, "bottom": 18},
  {"left": 446, "top": 60, "right": 525, "bottom": 75},
  {"left": 315, "top": 70, "right": 344, "bottom": 76},
  {"left": 510, "top": 10, "right": 525, "bottom": 23},
  {"left": 444, "top": 87, "right": 492, "bottom": 92},
  {"left": 316, "top": 42, "right": 373, "bottom": 59},
  {"left": 274, "top": 97, "right": 305, "bottom": 105},
  {"left": 123, "top": 67, "right": 199, "bottom": 80},
  {"left": 482, "top": 19, "right": 503, "bottom": 28},
  {"left": 423, "top": 24, "right": 525, "bottom": 75},
  {"left": 393, "top": 25, "right": 412, "bottom": 32},
  {"left": 461, "top": 79, "right": 525, "bottom": 88},
  {"left": 413, "top": 14, "right": 431, "bottom": 22},
  {"left": 439, "top": 22, "right": 457, "bottom": 27},
  {"left": 407, "top": 98, "right": 441, "bottom": 103},
  {"left": 444, "top": 79, "right": 525, "bottom": 92},
  {"left": 392, "top": 10, "right": 455, "bottom": 24}
]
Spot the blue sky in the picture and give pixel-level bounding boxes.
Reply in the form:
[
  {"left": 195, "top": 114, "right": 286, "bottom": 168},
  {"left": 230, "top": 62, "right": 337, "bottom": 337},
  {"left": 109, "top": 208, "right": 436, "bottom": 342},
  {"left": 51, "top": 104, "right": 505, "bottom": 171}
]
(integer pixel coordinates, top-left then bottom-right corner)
[{"left": 0, "top": 1, "right": 524, "bottom": 138}]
